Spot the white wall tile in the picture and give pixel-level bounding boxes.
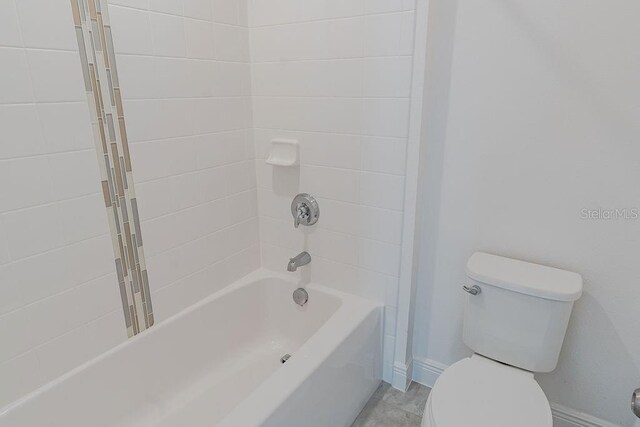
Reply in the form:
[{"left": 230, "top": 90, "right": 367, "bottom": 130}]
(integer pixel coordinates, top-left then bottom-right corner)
[
  {"left": 0, "top": 0, "right": 21, "bottom": 47},
  {"left": 248, "top": 0, "right": 301, "bottom": 27},
  {"left": 0, "top": 264, "right": 20, "bottom": 315},
  {"left": 148, "top": 0, "right": 183, "bottom": 16},
  {"left": 362, "top": 98, "right": 410, "bottom": 138},
  {"left": 359, "top": 238, "right": 401, "bottom": 276},
  {"left": 224, "top": 161, "right": 254, "bottom": 194},
  {"left": 171, "top": 172, "right": 202, "bottom": 210},
  {"left": 301, "top": 133, "right": 362, "bottom": 169},
  {"left": 398, "top": 11, "right": 416, "bottom": 55},
  {"left": 26, "top": 50, "right": 86, "bottom": 102},
  {"left": 359, "top": 172, "right": 405, "bottom": 210},
  {"left": 224, "top": 244, "right": 259, "bottom": 282},
  {"left": 361, "top": 136, "right": 407, "bottom": 175},
  {"left": 37, "top": 103, "right": 94, "bottom": 153},
  {"left": 11, "top": 249, "right": 73, "bottom": 304},
  {"left": 109, "top": 0, "right": 147, "bottom": 7},
  {"left": 362, "top": 57, "right": 413, "bottom": 98},
  {"left": 35, "top": 327, "right": 94, "bottom": 383},
  {"left": 0, "top": 48, "right": 34, "bottom": 104},
  {"left": 57, "top": 194, "right": 109, "bottom": 245},
  {"left": 327, "top": 17, "right": 365, "bottom": 59},
  {"left": 365, "top": 0, "right": 406, "bottom": 14},
  {"left": 301, "top": 166, "right": 360, "bottom": 203},
  {"left": 140, "top": 214, "right": 179, "bottom": 257},
  {"left": 136, "top": 178, "right": 174, "bottom": 221},
  {"left": 184, "top": 0, "right": 212, "bottom": 20},
  {"left": 358, "top": 205, "right": 403, "bottom": 244},
  {"left": 253, "top": 97, "right": 363, "bottom": 134},
  {"left": 64, "top": 236, "right": 115, "bottom": 287},
  {"left": 364, "top": 12, "right": 405, "bottom": 57},
  {"left": 0, "top": 157, "right": 54, "bottom": 212},
  {"left": 185, "top": 19, "right": 214, "bottom": 59},
  {"left": 108, "top": 5, "right": 153, "bottom": 55},
  {"left": 1, "top": 204, "right": 64, "bottom": 260},
  {"left": 212, "top": 0, "right": 239, "bottom": 24},
  {"left": 0, "top": 307, "right": 35, "bottom": 362},
  {"left": 28, "top": 289, "right": 86, "bottom": 346},
  {"left": 85, "top": 311, "right": 127, "bottom": 356},
  {"left": 73, "top": 274, "right": 122, "bottom": 322},
  {"left": 116, "top": 55, "right": 158, "bottom": 100},
  {"left": 146, "top": 248, "right": 182, "bottom": 291},
  {"left": 150, "top": 12, "right": 187, "bottom": 57},
  {"left": 308, "top": 228, "right": 359, "bottom": 265},
  {"left": 0, "top": 222, "right": 10, "bottom": 264},
  {"left": 15, "top": 0, "right": 77, "bottom": 50},
  {"left": 0, "top": 352, "right": 42, "bottom": 408},
  {"left": 213, "top": 24, "right": 248, "bottom": 61},
  {"left": 402, "top": 0, "right": 416, "bottom": 10},
  {"left": 48, "top": 150, "right": 102, "bottom": 200},
  {"left": 0, "top": 105, "right": 46, "bottom": 159}
]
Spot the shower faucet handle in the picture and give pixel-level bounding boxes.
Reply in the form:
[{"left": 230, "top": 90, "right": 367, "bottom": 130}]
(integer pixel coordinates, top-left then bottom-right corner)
[
  {"left": 291, "top": 193, "right": 319, "bottom": 229},
  {"left": 294, "top": 204, "right": 310, "bottom": 227}
]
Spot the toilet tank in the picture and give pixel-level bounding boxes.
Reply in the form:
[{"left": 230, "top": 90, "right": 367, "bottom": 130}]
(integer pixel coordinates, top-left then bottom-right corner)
[{"left": 463, "top": 252, "right": 582, "bottom": 373}]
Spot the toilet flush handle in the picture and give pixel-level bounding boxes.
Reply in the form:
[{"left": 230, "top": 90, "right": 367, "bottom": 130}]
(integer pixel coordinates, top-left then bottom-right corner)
[
  {"left": 462, "top": 285, "right": 481, "bottom": 295},
  {"left": 632, "top": 388, "right": 640, "bottom": 419}
]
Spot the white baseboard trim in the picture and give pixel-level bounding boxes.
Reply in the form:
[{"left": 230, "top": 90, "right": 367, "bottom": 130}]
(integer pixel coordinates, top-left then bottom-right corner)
[
  {"left": 412, "top": 357, "right": 447, "bottom": 388},
  {"left": 391, "top": 359, "right": 414, "bottom": 391},
  {"left": 550, "top": 403, "right": 621, "bottom": 427},
  {"left": 412, "top": 357, "right": 620, "bottom": 427}
]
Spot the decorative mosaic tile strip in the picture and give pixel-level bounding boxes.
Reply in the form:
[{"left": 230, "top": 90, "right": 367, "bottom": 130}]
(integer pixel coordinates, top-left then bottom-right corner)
[{"left": 71, "top": 0, "right": 153, "bottom": 337}]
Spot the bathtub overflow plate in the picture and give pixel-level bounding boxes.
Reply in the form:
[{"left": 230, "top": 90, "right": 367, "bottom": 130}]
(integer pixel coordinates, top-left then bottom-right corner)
[{"left": 293, "top": 288, "right": 309, "bottom": 306}]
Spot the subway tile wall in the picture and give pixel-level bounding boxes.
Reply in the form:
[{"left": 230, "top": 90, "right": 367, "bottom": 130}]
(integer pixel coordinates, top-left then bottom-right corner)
[
  {"left": 0, "top": 0, "right": 126, "bottom": 408},
  {"left": 248, "top": 0, "right": 417, "bottom": 380},
  {"left": 0, "top": 0, "right": 418, "bottom": 407},
  {"left": 107, "top": 0, "right": 259, "bottom": 323}
]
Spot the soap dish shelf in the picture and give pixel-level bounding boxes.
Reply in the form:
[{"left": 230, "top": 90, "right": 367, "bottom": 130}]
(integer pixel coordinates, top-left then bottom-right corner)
[{"left": 266, "top": 139, "right": 299, "bottom": 167}]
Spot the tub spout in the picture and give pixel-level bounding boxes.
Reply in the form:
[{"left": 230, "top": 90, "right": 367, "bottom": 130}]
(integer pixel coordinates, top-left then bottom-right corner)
[{"left": 287, "top": 251, "right": 311, "bottom": 272}]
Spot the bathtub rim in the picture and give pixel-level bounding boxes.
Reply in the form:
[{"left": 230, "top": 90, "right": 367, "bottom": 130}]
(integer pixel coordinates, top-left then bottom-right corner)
[{"left": 0, "top": 268, "right": 383, "bottom": 419}]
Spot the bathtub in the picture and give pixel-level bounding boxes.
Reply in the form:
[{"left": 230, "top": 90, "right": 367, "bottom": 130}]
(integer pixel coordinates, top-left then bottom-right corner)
[{"left": 0, "top": 269, "right": 383, "bottom": 427}]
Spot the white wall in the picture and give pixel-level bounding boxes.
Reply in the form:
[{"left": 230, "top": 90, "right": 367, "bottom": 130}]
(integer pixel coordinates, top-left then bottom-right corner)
[
  {"left": 248, "top": 0, "right": 417, "bottom": 380},
  {"left": 412, "top": 0, "right": 640, "bottom": 425},
  {"left": 0, "top": 0, "right": 126, "bottom": 407},
  {"left": 108, "top": 0, "right": 260, "bottom": 322}
]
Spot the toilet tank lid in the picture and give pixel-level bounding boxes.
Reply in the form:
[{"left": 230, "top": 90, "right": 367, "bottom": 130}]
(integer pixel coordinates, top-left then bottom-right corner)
[{"left": 466, "top": 252, "right": 583, "bottom": 302}]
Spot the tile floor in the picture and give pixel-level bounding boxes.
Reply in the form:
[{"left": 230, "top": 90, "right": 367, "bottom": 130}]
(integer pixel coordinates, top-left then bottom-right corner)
[{"left": 352, "top": 382, "right": 431, "bottom": 427}]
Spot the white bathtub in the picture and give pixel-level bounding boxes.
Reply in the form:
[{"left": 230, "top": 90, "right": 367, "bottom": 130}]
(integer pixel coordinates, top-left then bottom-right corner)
[{"left": 0, "top": 269, "right": 383, "bottom": 427}]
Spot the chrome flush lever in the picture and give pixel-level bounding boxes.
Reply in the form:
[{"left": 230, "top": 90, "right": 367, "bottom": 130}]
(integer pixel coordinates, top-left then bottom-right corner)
[
  {"left": 632, "top": 388, "right": 640, "bottom": 419},
  {"left": 462, "top": 285, "right": 481, "bottom": 295}
]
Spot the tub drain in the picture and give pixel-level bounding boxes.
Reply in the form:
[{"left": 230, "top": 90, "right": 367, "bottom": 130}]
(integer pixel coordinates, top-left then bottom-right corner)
[{"left": 280, "top": 354, "right": 291, "bottom": 364}]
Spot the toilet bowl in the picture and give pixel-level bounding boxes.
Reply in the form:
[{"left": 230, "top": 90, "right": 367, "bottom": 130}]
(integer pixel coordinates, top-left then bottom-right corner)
[
  {"left": 419, "top": 252, "right": 583, "bottom": 427},
  {"left": 421, "top": 355, "right": 552, "bottom": 427}
]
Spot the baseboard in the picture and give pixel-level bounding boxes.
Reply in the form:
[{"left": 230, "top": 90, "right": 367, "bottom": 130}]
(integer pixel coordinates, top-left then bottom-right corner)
[
  {"left": 412, "top": 357, "right": 621, "bottom": 427},
  {"left": 550, "top": 403, "right": 621, "bottom": 427},
  {"left": 391, "top": 358, "right": 414, "bottom": 391},
  {"left": 412, "top": 357, "right": 447, "bottom": 388}
]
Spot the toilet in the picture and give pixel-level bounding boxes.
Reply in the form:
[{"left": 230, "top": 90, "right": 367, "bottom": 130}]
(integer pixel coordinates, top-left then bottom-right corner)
[{"left": 422, "top": 252, "right": 583, "bottom": 427}]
